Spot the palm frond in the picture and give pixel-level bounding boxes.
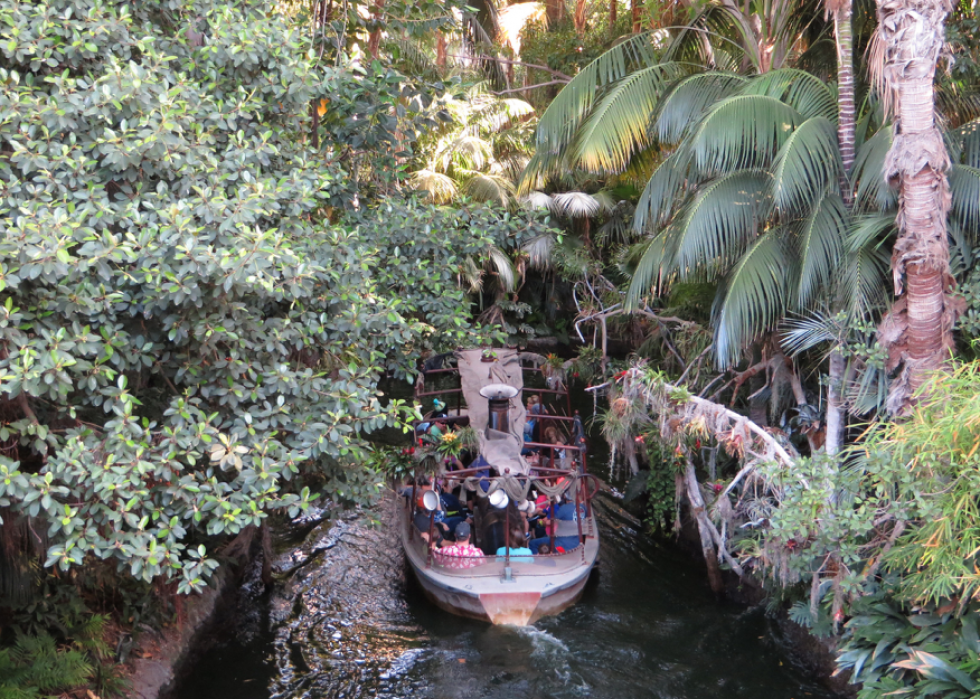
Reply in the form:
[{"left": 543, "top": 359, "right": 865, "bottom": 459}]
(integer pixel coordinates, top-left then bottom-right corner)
[
  {"left": 494, "top": 153, "right": 531, "bottom": 182},
  {"left": 949, "top": 119, "right": 980, "bottom": 168},
  {"left": 663, "top": 4, "right": 752, "bottom": 69},
  {"left": 384, "top": 37, "right": 440, "bottom": 78},
  {"left": 771, "top": 117, "right": 842, "bottom": 216},
  {"left": 851, "top": 126, "right": 897, "bottom": 211},
  {"left": 936, "top": 80, "right": 980, "bottom": 129},
  {"left": 793, "top": 188, "right": 847, "bottom": 307},
  {"left": 461, "top": 255, "right": 485, "bottom": 293},
  {"left": 487, "top": 245, "right": 518, "bottom": 292},
  {"left": 654, "top": 72, "right": 748, "bottom": 145},
  {"left": 464, "top": 173, "right": 516, "bottom": 206},
  {"left": 517, "top": 151, "right": 551, "bottom": 193},
  {"left": 633, "top": 149, "right": 692, "bottom": 235},
  {"left": 449, "top": 134, "right": 494, "bottom": 171},
  {"left": 781, "top": 311, "right": 842, "bottom": 356},
  {"left": 846, "top": 212, "right": 896, "bottom": 253},
  {"left": 689, "top": 95, "right": 804, "bottom": 173},
  {"left": 474, "top": 98, "right": 535, "bottom": 133},
  {"left": 948, "top": 164, "right": 980, "bottom": 238},
  {"left": 597, "top": 200, "right": 638, "bottom": 244},
  {"left": 848, "top": 359, "right": 889, "bottom": 416},
  {"left": 528, "top": 38, "right": 683, "bottom": 182},
  {"left": 520, "top": 190, "right": 555, "bottom": 211},
  {"left": 625, "top": 233, "right": 671, "bottom": 308},
  {"left": 572, "top": 64, "right": 687, "bottom": 173},
  {"left": 408, "top": 169, "right": 458, "bottom": 204},
  {"left": 523, "top": 233, "right": 555, "bottom": 270},
  {"left": 713, "top": 231, "right": 790, "bottom": 368},
  {"left": 838, "top": 244, "right": 890, "bottom": 318},
  {"left": 552, "top": 191, "right": 603, "bottom": 218},
  {"left": 592, "top": 190, "right": 619, "bottom": 213},
  {"left": 666, "top": 169, "right": 772, "bottom": 275},
  {"left": 742, "top": 69, "right": 838, "bottom": 122},
  {"left": 948, "top": 218, "right": 974, "bottom": 278}
]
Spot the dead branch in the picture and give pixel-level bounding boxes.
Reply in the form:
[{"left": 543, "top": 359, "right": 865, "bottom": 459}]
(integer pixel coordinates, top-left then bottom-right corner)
[
  {"left": 445, "top": 54, "right": 572, "bottom": 80},
  {"left": 493, "top": 81, "right": 569, "bottom": 95}
]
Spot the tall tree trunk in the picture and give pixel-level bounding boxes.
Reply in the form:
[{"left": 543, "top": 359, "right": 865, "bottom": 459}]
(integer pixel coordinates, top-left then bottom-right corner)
[
  {"left": 546, "top": 0, "right": 565, "bottom": 25},
  {"left": 574, "top": 0, "right": 588, "bottom": 33},
  {"left": 824, "top": 0, "right": 855, "bottom": 457},
  {"left": 875, "top": 0, "right": 957, "bottom": 414},
  {"left": 833, "top": 1, "right": 857, "bottom": 192},
  {"left": 631, "top": 0, "right": 642, "bottom": 33},
  {"left": 609, "top": 0, "right": 617, "bottom": 32},
  {"left": 436, "top": 33, "right": 447, "bottom": 69},
  {"left": 367, "top": 0, "right": 385, "bottom": 58}
]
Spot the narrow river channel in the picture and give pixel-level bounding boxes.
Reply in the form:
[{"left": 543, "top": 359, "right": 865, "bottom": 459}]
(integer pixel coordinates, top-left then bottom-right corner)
[
  {"left": 175, "top": 375, "right": 837, "bottom": 699},
  {"left": 175, "top": 490, "right": 837, "bottom": 699}
]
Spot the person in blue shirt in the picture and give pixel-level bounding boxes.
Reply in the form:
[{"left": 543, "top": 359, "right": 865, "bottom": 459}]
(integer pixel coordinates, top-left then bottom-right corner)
[{"left": 496, "top": 527, "right": 535, "bottom": 562}]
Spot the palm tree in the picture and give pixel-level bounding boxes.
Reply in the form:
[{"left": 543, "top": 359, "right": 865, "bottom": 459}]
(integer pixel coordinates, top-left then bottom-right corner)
[
  {"left": 871, "top": 0, "right": 958, "bottom": 414},
  {"left": 409, "top": 86, "right": 536, "bottom": 207},
  {"left": 522, "top": 29, "right": 980, "bottom": 424}
]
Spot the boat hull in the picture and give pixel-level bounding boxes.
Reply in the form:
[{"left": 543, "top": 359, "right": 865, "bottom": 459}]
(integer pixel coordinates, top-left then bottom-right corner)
[
  {"left": 401, "top": 501, "right": 599, "bottom": 625},
  {"left": 410, "top": 565, "right": 592, "bottom": 625}
]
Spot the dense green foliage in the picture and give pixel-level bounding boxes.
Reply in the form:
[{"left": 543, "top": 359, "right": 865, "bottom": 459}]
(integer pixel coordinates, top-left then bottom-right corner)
[
  {"left": 0, "top": 0, "right": 554, "bottom": 595},
  {"left": 2, "top": 0, "right": 980, "bottom": 696},
  {"left": 836, "top": 598, "right": 980, "bottom": 699}
]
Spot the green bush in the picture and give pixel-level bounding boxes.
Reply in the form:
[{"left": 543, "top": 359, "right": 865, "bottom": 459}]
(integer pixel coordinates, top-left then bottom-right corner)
[{"left": 0, "top": 0, "right": 552, "bottom": 594}]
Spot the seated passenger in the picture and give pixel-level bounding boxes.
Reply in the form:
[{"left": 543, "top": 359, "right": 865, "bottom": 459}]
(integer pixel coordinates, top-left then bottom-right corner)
[
  {"left": 415, "top": 511, "right": 445, "bottom": 547},
  {"left": 537, "top": 544, "right": 551, "bottom": 555},
  {"left": 528, "top": 534, "right": 581, "bottom": 553},
  {"left": 434, "top": 522, "right": 485, "bottom": 569},
  {"left": 555, "top": 501, "right": 586, "bottom": 521},
  {"left": 432, "top": 398, "right": 448, "bottom": 419},
  {"left": 496, "top": 528, "right": 535, "bottom": 562}
]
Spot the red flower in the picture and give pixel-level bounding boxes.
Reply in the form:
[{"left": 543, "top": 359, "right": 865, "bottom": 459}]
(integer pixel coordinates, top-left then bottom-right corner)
[
  {"left": 409, "top": 447, "right": 415, "bottom": 454},
  {"left": 712, "top": 483, "right": 723, "bottom": 493},
  {"left": 573, "top": 372, "right": 580, "bottom": 378}
]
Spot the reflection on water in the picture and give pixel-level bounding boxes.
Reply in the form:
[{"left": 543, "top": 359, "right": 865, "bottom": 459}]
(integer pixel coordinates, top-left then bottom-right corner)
[{"left": 175, "top": 493, "right": 837, "bottom": 699}]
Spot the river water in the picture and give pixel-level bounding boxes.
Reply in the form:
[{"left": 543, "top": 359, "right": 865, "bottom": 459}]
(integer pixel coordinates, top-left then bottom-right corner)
[
  {"left": 175, "top": 375, "right": 838, "bottom": 699},
  {"left": 175, "top": 491, "right": 837, "bottom": 699}
]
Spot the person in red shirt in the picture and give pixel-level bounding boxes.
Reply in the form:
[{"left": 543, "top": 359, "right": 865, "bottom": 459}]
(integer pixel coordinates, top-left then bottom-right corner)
[{"left": 434, "top": 522, "right": 485, "bottom": 569}]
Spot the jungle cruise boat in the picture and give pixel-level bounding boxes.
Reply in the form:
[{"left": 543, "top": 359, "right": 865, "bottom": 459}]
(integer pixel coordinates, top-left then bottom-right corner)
[{"left": 400, "top": 348, "right": 600, "bottom": 626}]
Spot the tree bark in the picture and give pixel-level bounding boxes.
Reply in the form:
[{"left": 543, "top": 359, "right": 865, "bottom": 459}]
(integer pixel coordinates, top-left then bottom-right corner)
[
  {"left": 631, "top": 0, "right": 642, "bottom": 33},
  {"left": 609, "top": 0, "right": 617, "bottom": 32},
  {"left": 367, "top": 0, "right": 385, "bottom": 58},
  {"left": 824, "top": 0, "right": 853, "bottom": 456},
  {"left": 875, "top": 0, "right": 956, "bottom": 413},
  {"left": 684, "top": 461, "right": 724, "bottom": 597},
  {"left": 437, "top": 33, "right": 447, "bottom": 69},
  {"left": 546, "top": 0, "right": 565, "bottom": 25},
  {"left": 574, "top": 0, "right": 588, "bottom": 33},
  {"left": 833, "top": 1, "right": 856, "bottom": 188},
  {"left": 825, "top": 351, "right": 846, "bottom": 455}
]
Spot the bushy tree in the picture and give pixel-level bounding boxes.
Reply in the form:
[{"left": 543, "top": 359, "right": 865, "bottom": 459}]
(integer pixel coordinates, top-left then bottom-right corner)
[{"left": 0, "top": 0, "right": 547, "bottom": 592}]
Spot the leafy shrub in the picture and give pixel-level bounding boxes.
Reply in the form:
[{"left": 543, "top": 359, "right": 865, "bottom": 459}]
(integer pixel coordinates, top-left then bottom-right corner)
[
  {"left": 0, "top": 0, "right": 553, "bottom": 594},
  {"left": 837, "top": 594, "right": 980, "bottom": 699}
]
